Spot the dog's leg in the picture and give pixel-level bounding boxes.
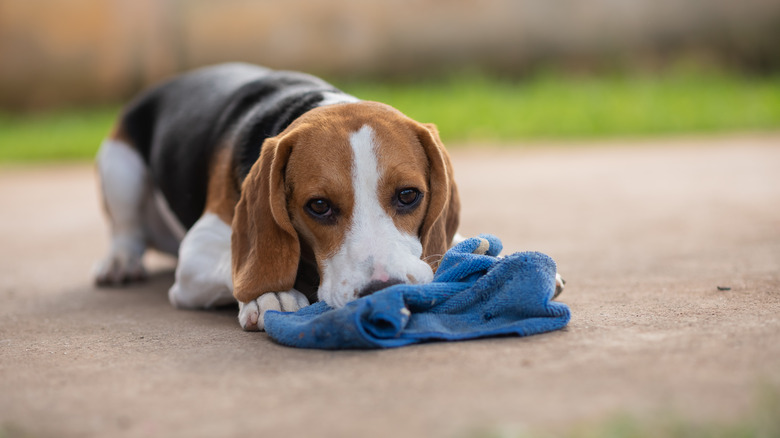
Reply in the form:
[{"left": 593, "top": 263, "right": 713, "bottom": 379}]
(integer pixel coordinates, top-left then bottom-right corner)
[
  {"left": 168, "top": 212, "right": 235, "bottom": 309},
  {"left": 94, "top": 139, "right": 150, "bottom": 285},
  {"left": 140, "top": 189, "right": 185, "bottom": 257},
  {"left": 238, "top": 290, "right": 310, "bottom": 331},
  {"left": 169, "top": 212, "right": 309, "bottom": 325}
]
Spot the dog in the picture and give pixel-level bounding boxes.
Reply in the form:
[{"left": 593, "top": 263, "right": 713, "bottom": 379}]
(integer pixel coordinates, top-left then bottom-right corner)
[{"left": 93, "top": 63, "right": 461, "bottom": 330}]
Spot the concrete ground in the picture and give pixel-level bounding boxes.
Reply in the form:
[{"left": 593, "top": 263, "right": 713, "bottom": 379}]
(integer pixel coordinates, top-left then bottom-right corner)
[{"left": 1, "top": 133, "right": 779, "bottom": 437}]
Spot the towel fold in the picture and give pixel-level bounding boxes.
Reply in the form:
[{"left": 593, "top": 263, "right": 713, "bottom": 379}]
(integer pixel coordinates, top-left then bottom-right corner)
[{"left": 264, "top": 235, "right": 570, "bottom": 349}]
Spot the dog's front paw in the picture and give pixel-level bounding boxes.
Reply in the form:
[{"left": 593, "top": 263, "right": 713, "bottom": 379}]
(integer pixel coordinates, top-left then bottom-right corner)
[
  {"left": 93, "top": 241, "right": 146, "bottom": 286},
  {"left": 238, "top": 290, "right": 310, "bottom": 331}
]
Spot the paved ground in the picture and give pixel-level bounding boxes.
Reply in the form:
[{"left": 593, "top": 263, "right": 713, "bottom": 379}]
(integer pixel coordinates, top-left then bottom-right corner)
[{"left": 1, "top": 133, "right": 779, "bottom": 438}]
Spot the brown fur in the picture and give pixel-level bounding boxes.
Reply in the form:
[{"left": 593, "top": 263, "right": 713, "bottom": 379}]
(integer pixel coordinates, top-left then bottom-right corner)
[
  {"left": 204, "top": 145, "right": 239, "bottom": 225},
  {"left": 284, "top": 117, "right": 356, "bottom": 274},
  {"left": 371, "top": 114, "right": 431, "bottom": 239},
  {"left": 417, "top": 123, "right": 461, "bottom": 269},
  {"left": 231, "top": 130, "right": 301, "bottom": 303}
]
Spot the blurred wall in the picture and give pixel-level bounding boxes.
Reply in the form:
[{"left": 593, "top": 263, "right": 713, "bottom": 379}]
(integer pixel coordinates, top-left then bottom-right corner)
[{"left": 1, "top": 0, "right": 779, "bottom": 109}]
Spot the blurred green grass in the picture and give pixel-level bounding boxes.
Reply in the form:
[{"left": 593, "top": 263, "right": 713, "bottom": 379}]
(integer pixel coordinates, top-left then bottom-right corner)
[
  {"left": 1, "top": 70, "right": 779, "bottom": 162},
  {"left": 347, "top": 70, "right": 780, "bottom": 142},
  {"left": 0, "top": 105, "right": 119, "bottom": 162}
]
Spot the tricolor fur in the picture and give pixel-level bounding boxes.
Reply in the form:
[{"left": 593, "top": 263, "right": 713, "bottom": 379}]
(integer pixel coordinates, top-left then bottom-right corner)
[{"left": 94, "top": 63, "right": 461, "bottom": 330}]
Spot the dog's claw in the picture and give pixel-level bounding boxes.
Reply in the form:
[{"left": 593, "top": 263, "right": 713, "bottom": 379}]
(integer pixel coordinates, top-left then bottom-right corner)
[{"left": 554, "top": 273, "right": 565, "bottom": 299}]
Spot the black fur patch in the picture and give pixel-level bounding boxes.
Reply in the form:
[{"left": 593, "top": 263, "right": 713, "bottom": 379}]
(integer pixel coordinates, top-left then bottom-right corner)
[{"left": 232, "top": 89, "right": 337, "bottom": 188}]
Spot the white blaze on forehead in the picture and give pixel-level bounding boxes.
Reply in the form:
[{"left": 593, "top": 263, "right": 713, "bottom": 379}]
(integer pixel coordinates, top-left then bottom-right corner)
[
  {"left": 349, "top": 125, "right": 384, "bottom": 229},
  {"left": 317, "top": 125, "right": 434, "bottom": 308},
  {"left": 348, "top": 125, "right": 419, "bottom": 265}
]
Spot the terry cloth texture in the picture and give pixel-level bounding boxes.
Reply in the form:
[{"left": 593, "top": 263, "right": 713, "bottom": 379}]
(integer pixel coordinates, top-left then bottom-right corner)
[{"left": 264, "top": 235, "right": 571, "bottom": 349}]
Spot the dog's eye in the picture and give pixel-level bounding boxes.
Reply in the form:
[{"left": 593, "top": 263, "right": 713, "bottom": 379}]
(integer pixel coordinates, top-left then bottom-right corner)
[
  {"left": 395, "top": 188, "right": 422, "bottom": 212},
  {"left": 306, "top": 198, "right": 335, "bottom": 222},
  {"left": 307, "top": 199, "right": 331, "bottom": 215},
  {"left": 398, "top": 189, "right": 419, "bottom": 205}
]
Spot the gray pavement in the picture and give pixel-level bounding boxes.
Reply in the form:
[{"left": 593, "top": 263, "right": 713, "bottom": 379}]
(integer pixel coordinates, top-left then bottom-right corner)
[{"left": 1, "top": 133, "right": 779, "bottom": 437}]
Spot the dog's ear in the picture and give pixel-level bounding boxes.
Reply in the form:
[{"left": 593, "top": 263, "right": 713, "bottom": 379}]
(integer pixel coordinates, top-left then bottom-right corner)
[
  {"left": 231, "top": 132, "right": 300, "bottom": 303},
  {"left": 415, "top": 122, "right": 461, "bottom": 270}
]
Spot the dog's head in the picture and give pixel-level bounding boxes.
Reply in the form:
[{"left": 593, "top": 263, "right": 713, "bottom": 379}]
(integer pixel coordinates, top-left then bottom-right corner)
[{"left": 231, "top": 102, "right": 460, "bottom": 308}]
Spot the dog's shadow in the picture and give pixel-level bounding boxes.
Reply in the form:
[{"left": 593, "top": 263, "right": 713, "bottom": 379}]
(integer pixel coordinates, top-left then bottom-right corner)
[
  {"left": 90, "top": 268, "right": 177, "bottom": 305},
  {"left": 55, "top": 268, "right": 239, "bottom": 328}
]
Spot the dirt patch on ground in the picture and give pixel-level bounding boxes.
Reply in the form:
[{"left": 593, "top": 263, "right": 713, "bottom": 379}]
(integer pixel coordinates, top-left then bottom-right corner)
[{"left": 1, "top": 133, "right": 779, "bottom": 437}]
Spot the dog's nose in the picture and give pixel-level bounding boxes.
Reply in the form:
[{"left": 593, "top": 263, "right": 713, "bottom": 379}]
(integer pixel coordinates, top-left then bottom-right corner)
[{"left": 358, "top": 279, "right": 403, "bottom": 298}]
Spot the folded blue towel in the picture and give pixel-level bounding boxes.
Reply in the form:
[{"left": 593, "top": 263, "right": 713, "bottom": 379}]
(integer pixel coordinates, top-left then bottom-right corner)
[{"left": 264, "top": 235, "right": 571, "bottom": 349}]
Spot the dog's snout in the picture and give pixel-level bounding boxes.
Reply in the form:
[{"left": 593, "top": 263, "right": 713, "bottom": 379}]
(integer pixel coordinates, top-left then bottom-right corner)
[{"left": 358, "top": 279, "right": 403, "bottom": 298}]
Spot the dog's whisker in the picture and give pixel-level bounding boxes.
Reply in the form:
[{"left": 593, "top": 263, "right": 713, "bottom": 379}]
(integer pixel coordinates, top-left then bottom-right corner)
[
  {"left": 422, "top": 253, "right": 443, "bottom": 262},
  {"left": 423, "top": 253, "right": 445, "bottom": 271}
]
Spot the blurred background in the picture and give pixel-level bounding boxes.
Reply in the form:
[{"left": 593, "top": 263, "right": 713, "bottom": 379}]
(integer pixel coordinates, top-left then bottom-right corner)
[{"left": 1, "top": 0, "right": 779, "bottom": 160}]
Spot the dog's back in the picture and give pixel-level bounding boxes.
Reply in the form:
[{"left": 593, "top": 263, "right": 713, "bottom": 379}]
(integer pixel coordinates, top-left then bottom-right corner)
[{"left": 117, "top": 63, "right": 345, "bottom": 228}]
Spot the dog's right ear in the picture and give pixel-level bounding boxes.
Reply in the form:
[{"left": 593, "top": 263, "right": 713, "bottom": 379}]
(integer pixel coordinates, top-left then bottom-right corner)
[{"left": 231, "top": 132, "right": 300, "bottom": 303}]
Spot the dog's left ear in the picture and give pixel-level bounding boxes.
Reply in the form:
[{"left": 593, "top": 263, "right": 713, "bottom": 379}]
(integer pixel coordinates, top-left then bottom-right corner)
[{"left": 415, "top": 122, "right": 461, "bottom": 270}]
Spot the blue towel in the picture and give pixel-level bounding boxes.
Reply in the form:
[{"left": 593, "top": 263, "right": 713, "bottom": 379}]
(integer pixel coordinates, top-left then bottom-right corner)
[{"left": 264, "top": 235, "right": 570, "bottom": 349}]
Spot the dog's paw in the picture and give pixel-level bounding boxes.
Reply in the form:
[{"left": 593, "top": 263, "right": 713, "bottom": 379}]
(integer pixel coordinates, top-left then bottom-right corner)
[
  {"left": 238, "top": 290, "right": 310, "bottom": 331},
  {"left": 554, "top": 273, "right": 565, "bottom": 299},
  {"left": 93, "top": 247, "right": 146, "bottom": 286}
]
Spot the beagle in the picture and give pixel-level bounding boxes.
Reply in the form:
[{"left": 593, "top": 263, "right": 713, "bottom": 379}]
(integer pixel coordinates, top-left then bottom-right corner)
[{"left": 94, "top": 63, "right": 461, "bottom": 330}]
